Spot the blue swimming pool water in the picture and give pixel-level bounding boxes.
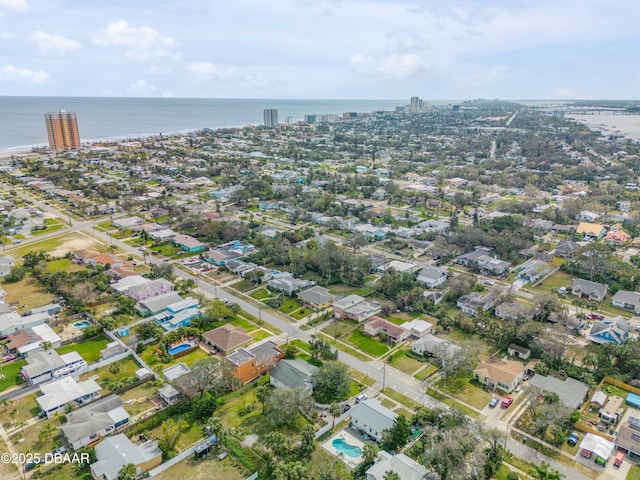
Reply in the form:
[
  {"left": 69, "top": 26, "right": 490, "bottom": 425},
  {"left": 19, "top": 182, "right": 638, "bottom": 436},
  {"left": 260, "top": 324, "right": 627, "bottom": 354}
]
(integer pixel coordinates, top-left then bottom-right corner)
[
  {"left": 168, "top": 342, "right": 193, "bottom": 355},
  {"left": 73, "top": 321, "right": 91, "bottom": 329},
  {"left": 332, "top": 438, "right": 362, "bottom": 458}
]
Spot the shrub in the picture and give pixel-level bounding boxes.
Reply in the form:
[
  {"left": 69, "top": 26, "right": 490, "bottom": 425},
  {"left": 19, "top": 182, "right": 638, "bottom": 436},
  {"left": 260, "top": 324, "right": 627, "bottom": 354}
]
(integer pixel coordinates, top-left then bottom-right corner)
[{"left": 507, "top": 472, "right": 519, "bottom": 480}]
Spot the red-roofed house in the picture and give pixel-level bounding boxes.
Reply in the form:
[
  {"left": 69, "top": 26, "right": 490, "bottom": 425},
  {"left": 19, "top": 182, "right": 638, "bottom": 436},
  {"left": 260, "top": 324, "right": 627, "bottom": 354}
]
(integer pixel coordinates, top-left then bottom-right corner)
[
  {"left": 605, "top": 230, "right": 630, "bottom": 246},
  {"left": 363, "top": 316, "right": 410, "bottom": 344}
]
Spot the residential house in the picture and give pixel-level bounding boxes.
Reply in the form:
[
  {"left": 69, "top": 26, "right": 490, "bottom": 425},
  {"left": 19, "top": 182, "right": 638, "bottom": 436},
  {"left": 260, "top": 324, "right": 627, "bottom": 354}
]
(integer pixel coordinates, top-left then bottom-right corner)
[
  {"left": 363, "top": 317, "right": 410, "bottom": 344},
  {"left": 21, "top": 350, "right": 86, "bottom": 385},
  {"left": 417, "top": 267, "right": 448, "bottom": 288},
  {"left": 135, "top": 291, "right": 183, "bottom": 316},
  {"left": 378, "top": 260, "right": 419, "bottom": 274},
  {"left": 297, "top": 286, "right": 336, "bottom": 310},
  {"left": 203, "top": 241, "right": 257, "bottom": 266},
  {"left": 110, "top": 275, "right": 149, "bottom": 294},
  {"left": 366, "top": 452, "right": 430, "bottom": 480},
  {"left": 354, "top": 223, "right": 388, "bottom": 241},
  {"left": 74, "top": 248, "right": 101, "bottom": 264},
  {"left": 614, "top": 417, "right": 640, "bottom": 458},
  {"left": 455, "top": 247, "right": 511, "bottom": 275},
  {"left": 515, "top": 259, "right": 553, "bottom": 283},
  {"left": 267, "top": 272, "right": 315, "bottom": 296},
  {"left": 605, "top": 230, "right": 631, "bottom": 246},
  {"left": 528, "top": 375, "right": 590, "bottom": 409},
  {"left": 158, "top": 384, "right": 181, "bottom": 405},
  {"left": 473, "top": 357, "right": 527, "bottom": 393},
  {"left": 576, "top": 222, "right": 606, "bottom": 241},
  {"left": 269, "top": 358, "right": 319, "bottom": 395},
  {"left": 495, "top": 302, "right": 536, "bottom": 322},
  {"left": 129, "top": 278, "right": 174, "bottom": 301},
  {"left": 0, "top": 311, "right": 50, "bottom": 335},
  {"left": 333, "top": 295, "right": 382, "bottom": 322},
  {"left": 27, "top": 303, "right": 62, "bottom": 316},
  {"left": 61, "top": 395, "right": 130, "bottom": 450},
  {"left": 612, "top": 290, "right": 640, "bottom": 315},
  {"left": 554, "top": 241, "right": 580, "bottom": 258},
  {"left": 90, "top": 434, "right": 162, "bottom": 480},
  {"left": 0, "top": 255, "right": 15, "bottom": 277},
  {"left": 227, "top": 340, "right": 283, "bottom": 385},
  {"left": 401, "top": 319, "right": 433, "bottom": 338},
  {"left": 173, "top": 234, "right": 206, "bottom": 252},
  {"left": 350, "top": 398, "right": 397, "bottom": 443},
  {"left": 570, "top": 278, "right": 608, "bottom": 302},
  {"left": 153, "top": 297, "right": 201, "bottom": 331},
  {"left": 507, "top": 344, "right": 531, "bottom": 360},
  {"left": 412, "top": 334, "right": 460, "bottom": 358},
  {"left": 112, "top": 216, "right": 144, "bottom": 229},
  {"left": 6, "top": 324, "right": 61, "bottom": 356},
  {"left": 36, "top": 376, "right": 101, "bottom": 418},
  {"left": 587, "top": 318, "right": 630, "bottom": 345},
  {"left": 201, "top": 325, "right": 252, "bottom": 353},
  {"left": 577, "top": 211, "right": 601, "bottom": 223},
  {"left": 457, "top": 292, "right": 497, "bottom": 316},
  {"left": 89, "top": 253, "right": 125, "bottom": 268}
]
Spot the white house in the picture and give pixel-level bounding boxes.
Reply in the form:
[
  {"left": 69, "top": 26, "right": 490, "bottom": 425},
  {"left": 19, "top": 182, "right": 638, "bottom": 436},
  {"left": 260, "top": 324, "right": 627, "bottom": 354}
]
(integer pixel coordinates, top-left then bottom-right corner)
[
  {"left": 417, "top": 267, "right": 448, "bottom": 288},
  {"left": 350, "top": 398, "right": 397, "bottom": 442}
]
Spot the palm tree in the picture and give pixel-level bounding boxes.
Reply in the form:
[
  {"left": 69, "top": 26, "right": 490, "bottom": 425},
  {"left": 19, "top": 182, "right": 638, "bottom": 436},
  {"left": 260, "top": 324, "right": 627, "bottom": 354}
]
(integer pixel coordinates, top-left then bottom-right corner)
[
  {"left": 205, "top": 416, "right": 226, "bottom": 447},
  {"left": 383, "top": 472, "right": 401, "bottom": 480},
  {"left": 109, "top": 362, "right": 121, "bottom": 382},
  {"left": 528, "top": 461, "right": 563, "bottom": 480},
  {"left": 329, "top": 403, "right": 341, "bottom": 429},
  {"left": 118, "top": 463, "right": 137, "bottom": 480},
  {"left": 362, "top": 442, "right": 379, "bottom": 465}
]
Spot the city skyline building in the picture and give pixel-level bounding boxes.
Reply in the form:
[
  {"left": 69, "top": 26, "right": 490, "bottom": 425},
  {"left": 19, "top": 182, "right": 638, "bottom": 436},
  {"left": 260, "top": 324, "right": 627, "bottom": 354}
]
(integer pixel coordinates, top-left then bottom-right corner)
[
  {"left": 263, "top": 109, "right": 278, "bottom": 127},
  {"left": 44, "top": 110, "right": 81, "bottom": 150}
]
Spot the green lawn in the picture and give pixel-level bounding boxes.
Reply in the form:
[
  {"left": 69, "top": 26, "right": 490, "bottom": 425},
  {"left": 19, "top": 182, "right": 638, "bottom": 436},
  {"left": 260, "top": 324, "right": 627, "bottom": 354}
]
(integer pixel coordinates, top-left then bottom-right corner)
[
  {"left": 530, "top": 271, "right": 573, "bottom": 293},
  {"left": 318, "top": 333, "right": 370, "bottom": 362},
  {"left": 45, "top": 258, "right": 85, "bottom": 273},
  {"left": 425, "top": 388, "right": 482, "bottom": 419},
  {"left": 290, "top": 307, "right": 312, "bottom": 320},
  {"left": 278, "top": 297, "right": 303, "bottom": 315},
  {"left": 250, "top": 330, "right": 271, "bottom": 342},
  {"left": 56, "top": 335, "right": 110, "bottom": 363},
  {"left": 381, "top": 388, "right": 422, "bottom": 411},
  {"left": 229, "top": 315, "right": 257, "bottom": 331},
  {"left": 151, "top": 243, "right": 180, "bottom": 257},
  {"left": 80, "top": 355, "right": 140, "bottom": 387},
  {"left": 387, "top": 348, "right": 424, "bottom": 375},
  {"left": 233, "top": 279, "right": 257, "bottom": 293},
  {"left": 250, "top": 289, "right": 270, "bottom": 300},
  {"left": 414, "top": 363, "right": 439, "bottom": 380},
  {"left": 0, "top": 359, "right": 27, "bottom": 393},
  {"left": 3, "top": 275, "right": 54, "bottom": 314},
  {"left": 31, "top": 223, "right": 64, "bottom": 236},
  {"left": 328, "top": 284, "right": 375, "bottom": 296},
  {"left": 345, "top": 329, "right": 389, "bottom": 357},
  {"left": 321, "top": 319, "right": 358, "bottom": 339},
  {"left": 627, "top": 465, "right": 640, "bottom": 480},
  {"left": 158, "top": 456, "right": 244, "bottom": 480},
  {"left": 435, "top": 376, "right": 491, "bottom": 410}
]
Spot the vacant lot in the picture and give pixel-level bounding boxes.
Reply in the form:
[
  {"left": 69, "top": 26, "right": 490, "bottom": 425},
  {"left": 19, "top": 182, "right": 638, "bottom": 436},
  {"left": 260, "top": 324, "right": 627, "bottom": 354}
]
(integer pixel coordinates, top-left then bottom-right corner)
[
  {"left": 387, "top": 348, "right": 424, "bottom": 375},
  {"left": 158, "top": 456, "right": 244, "bottom": 480},
  {"left": 345, "top": 330, "right": 389, "bottom": 357},
  {"left": 3, "top": 276, "right": 53, "bottom": 314},
  {"left": 0, "top": 359, "right": 27, "bottom": 393}
]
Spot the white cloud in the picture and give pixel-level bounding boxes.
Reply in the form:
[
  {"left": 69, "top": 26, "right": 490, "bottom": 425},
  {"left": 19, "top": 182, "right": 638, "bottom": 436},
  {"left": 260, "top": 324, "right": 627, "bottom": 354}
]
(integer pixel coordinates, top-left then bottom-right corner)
[
  {"left": 30, "top": 31, "right": 81, "bottom": 55},
  {"left": 187, "top": 62, "right": 236, "bottom": 82},
  {"left": 350, "top": 52, "right": 432, "bottom": 79},
  {"left": 127, "top": 79, "right": 157, "bottom": 96},
  {"left": 0, "top": 64, "right": 49, "bottom": 83},
  {"left": 94, "top": 20, "right": 176, "bottom": 61},
  {"left": 0, "top": 0, "right": 28, "bottom": 15},
  {"left": 0, "top": 32, "right": 16, "bottom": 39},
  {"left": 552, "top": 87, "right": 577, "bottom": 98}
]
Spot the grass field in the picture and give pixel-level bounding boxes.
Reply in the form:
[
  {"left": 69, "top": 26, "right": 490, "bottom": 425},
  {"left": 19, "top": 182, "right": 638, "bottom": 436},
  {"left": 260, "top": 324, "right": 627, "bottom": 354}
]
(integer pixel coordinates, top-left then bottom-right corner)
[
  {"left": 318, "top": 333, "right": 370, "bottom": 361},
  {"left": 435, "top": 376, "right": 491, "bottom": 410},
  {"left": 250, "top": 288, "right": 270, "bottom": 300},
  {"left": 3, "top": 275, "right": 54, "bottom": 313},
  {"left": 321, "top": 319, "right": 358, "bottom": 339},
  {"left": 229, "top": 315, "right": 257, "bottom": 331},
  {"left": 31, "top": 223, "right": 64, "bottom": 236},
  {"left": 531, "top": 271, "right": 573, "bottom": 293},
  {"left": 80, "top": 355, "right": 140, "bottom": 387},
  {"left": 414, "top": 363, "right": 439, "bottom": 380},
  {"left": 627, "top": 465, "right": 640, "bottom": 480},
  {"left": 0, "top": 359, "right": 27, "bottom": 393},
  {"left": 278, "top": 297, "right": 303, "bottom": 315},
  {"left": 387, "top": 348, "right": 424, "bottom": 375},
  {"left": 45, "top": 258, "right": 85, "bottom": 273},
  {"left": 381, "top": 388, "right": 422, "bottom": 411},
  {"left": 142, "top": 414, "right": 205, "bottom": 453},
  {"left": 151, "top": 243, "right": 180, "bottom": 257},
  {"left": 0, "top": 392, "right": 38, "bottom": 427},
  {"left": 250, "top": 330, "right": 271, "bottom": 342},
  {"left": 345, "top": 330, "right": 389, "bottom": 357},
  {"left": 426, "top": 387, "right": 482, "bottom": 419},
  {"left": 56, "top": 335, "right": 110, "bottom": 363},
  {"left": 290, "top": 307, "right": 312, "bottom": 320}
]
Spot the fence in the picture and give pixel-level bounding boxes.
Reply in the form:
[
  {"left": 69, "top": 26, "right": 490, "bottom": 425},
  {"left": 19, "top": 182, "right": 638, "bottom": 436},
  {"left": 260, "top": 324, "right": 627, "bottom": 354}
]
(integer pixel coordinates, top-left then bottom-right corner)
[{"left": 603, "top": 376, "right": 640, "bottom": 396}]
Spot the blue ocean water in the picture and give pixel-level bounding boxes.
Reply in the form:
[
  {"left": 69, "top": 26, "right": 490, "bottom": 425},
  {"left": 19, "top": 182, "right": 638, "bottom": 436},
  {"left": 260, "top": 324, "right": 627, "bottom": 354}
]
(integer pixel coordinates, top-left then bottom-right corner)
[{"left": 0, "top": 97, "right": 415, "bottom": 151}]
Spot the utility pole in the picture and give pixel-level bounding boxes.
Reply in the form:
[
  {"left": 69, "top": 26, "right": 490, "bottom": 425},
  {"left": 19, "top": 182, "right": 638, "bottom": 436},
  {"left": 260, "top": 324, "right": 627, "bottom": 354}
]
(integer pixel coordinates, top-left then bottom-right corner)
[{"left": 382, "top": 362, "right": 386, "bottom": 391}]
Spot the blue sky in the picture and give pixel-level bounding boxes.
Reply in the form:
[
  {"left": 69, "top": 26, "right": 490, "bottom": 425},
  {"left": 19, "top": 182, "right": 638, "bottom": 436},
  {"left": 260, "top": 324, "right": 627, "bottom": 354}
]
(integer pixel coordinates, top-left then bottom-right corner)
[{"left": 0, "top": 0, "right": 638, "bottom": 99}]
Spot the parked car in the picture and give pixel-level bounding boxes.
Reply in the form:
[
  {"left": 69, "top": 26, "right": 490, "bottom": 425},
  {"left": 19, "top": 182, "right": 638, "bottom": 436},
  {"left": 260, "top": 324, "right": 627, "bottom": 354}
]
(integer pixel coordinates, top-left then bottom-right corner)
[
  {"left": 488, "top": 397, "right": 499, "bottom": 408},
  {"left": 568, "top": 433, "right": 580, "bottom": 446},
  {"left": 587, "top": 313, "right": 605, "bottom": 321},
  {"left": 501, "top": 397, "right": 513, "bottom": 408},
  {"left": 342, "top": 404, "right": 351, "bottom": 413},
  {"left": 483, "top": 280, "right": 495, "bottom": 286},
  {"left": 355, "top": 394, "right": 368, "bottom": 403}
]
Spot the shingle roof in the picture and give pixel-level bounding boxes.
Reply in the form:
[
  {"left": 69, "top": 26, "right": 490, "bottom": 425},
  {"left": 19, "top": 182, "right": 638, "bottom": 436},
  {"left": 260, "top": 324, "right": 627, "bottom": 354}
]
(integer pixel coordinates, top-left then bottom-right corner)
[
  {"left": 350, "top": 398, "right": 397, "bottom": 435},
  {"left": 202, "top": 325, "right": 252, "bottom": 351}
]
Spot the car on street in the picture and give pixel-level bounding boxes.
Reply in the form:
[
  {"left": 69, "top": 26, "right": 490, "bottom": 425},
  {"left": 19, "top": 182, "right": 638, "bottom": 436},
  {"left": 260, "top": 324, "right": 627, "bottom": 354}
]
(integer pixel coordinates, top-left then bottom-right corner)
[
  {"left": 587, "top": 313, "right": 605, "bottom": 321},
  {"left": 483, "top": 280, "right": 495, "bottom": 286},
  {"left": 355, "top": 393, "right": 368, "bottom": 403},
  {"left": 501, "top": 397, "right": 513, "bottom": 408},
  {"left": 568, "top": 433, "right": 580, "bottom": 446},
  {"left": 342, "top": 404, "right": 351, "bottom": 413},
  {"left": 488, "top": 397, "right": 499, "bottom": 408}
]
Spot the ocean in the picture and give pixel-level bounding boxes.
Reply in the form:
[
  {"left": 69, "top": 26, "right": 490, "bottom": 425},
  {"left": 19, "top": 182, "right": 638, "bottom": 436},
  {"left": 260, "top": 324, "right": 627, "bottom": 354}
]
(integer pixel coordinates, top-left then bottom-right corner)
[{"left": 0, "top": 97, "right": 415, "bottom": 152}]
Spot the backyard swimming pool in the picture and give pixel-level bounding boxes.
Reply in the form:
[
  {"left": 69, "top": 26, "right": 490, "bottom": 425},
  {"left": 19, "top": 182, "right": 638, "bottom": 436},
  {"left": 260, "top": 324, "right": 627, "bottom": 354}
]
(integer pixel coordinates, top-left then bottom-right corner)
[
  {"left": 73, "top": 321, "right": 91, "bottom": 329},
  {"left": 331, "top": 438, "right": 362, "bottom": 458},
  {"left": 168, "top": 342, "right": 194, "bottom": 356}
]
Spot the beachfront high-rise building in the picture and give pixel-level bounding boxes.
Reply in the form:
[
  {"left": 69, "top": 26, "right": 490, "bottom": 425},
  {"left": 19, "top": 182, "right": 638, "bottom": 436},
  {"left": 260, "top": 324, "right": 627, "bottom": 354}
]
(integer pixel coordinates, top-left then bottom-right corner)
[
  {"left": 263, "top": 109, "right": 278, "bottom": 127},
  {"left": 44, "top": 111, "right": 81, "bottom": 150},
  {"left": 410, "top": 96, "right": 424, "bottom": 112}
]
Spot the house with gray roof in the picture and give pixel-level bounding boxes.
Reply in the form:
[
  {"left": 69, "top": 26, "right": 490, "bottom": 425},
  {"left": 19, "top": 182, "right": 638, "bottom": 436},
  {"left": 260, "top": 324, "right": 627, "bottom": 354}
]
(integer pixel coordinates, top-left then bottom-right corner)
[
  {"left": 90, "top": 434, "right": 162, "bottom": 480},
  {"left": 36, "top": 376, "right": 101, "bottom": 418},
  {"left": 269, "top": 358, "right": 319, "bottom": 395},
  {"left": 571, "top": 278, "right": 608, "bottom": 302},
  {"left": 417, "top": 267, "right": 448, "bottom": 288},
  {"left": 297, "top": 286, "right": 336, "bottom": 310},
  {"left": 555, "top": 240, "right": 580, "bottom": 258},
  {"left": 528, "top": 374, "right": 590, "bottom": 409},
  {"left": 267, "top": 272, "right": 315, "bottom": 296},
  {"left": 412, "top": 334, "right": 460, "bottom": 358},
  {"left": 587, "top": 318, "right": 630, "bottom": 345},
  {"left": 366, "top": 451, "right": 430, "bottom": 480},
  {"left": 515, "top": 259, "right": 554, "bottom": 283},
  {"left": 350, "top": 398, "right": 397, "bottom": 442},
  {"left": 135, "top": 291, "right": 183, "bottom": 316},
  {"left": 495, "top": 302, "right": 536, "bottom": 322},
  {"left": 611, "top": 290, "right": 640, "bottom": 315},
  {"left": 61, "top": 395, "right": 130, "bottom": 450},
  {"left": 457, "top": 291, "right": 498, "bottom": 316}
]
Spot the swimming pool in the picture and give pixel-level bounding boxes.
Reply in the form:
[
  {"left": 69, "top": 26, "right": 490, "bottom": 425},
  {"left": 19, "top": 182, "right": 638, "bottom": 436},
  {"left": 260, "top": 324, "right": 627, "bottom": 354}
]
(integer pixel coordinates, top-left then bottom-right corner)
[
  {"left": 168, "top": 342, "right": 194, "bottom": 355},
  {"left": 332, "top": 438, "right": 362, "bottom": 458},
  {"left": 73, "top": 321, "right": 91, "bottom": 329}
]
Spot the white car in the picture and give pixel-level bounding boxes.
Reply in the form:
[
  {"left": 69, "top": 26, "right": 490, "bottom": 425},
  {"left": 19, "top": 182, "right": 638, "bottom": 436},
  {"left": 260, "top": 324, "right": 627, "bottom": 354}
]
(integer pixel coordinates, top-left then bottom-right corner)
[{"left": 355, "top": 393, "right": 368, "bottom": 403}]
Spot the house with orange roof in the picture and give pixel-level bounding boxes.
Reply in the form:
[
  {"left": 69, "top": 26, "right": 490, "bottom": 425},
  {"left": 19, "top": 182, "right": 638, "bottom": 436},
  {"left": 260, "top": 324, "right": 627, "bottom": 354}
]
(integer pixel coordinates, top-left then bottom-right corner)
[
  {"left": 473, "top": 357, "right": 527, "bottom": 393},
  {"left": 576, "top": 222, "right": 606, "bottom": 241}
]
